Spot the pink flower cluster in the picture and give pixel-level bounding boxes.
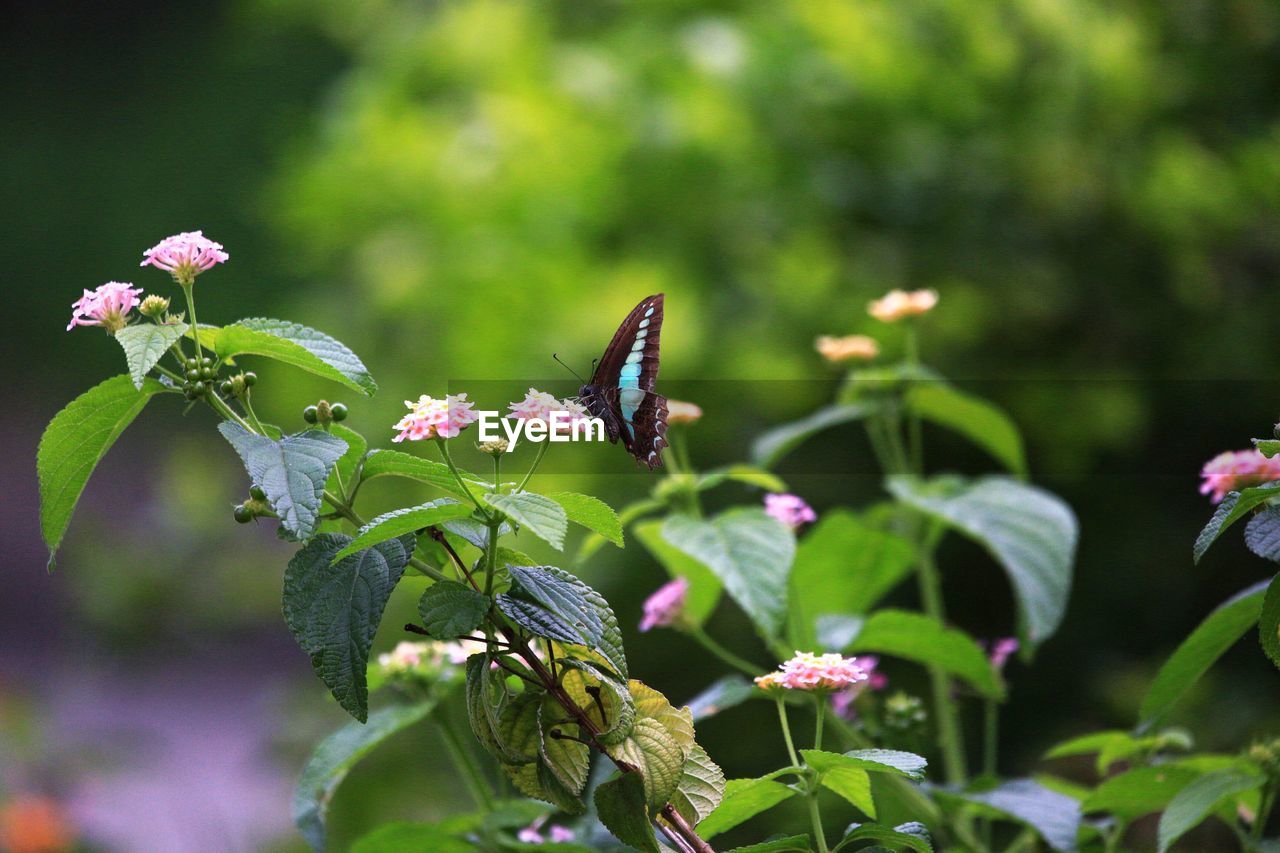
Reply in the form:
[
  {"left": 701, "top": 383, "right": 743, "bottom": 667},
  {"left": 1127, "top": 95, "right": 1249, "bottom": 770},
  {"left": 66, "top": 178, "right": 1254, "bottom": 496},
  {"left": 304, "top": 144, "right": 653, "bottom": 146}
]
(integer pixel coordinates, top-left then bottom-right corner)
[
  {"left": 67, "top": 281, "right": 143, "bottom": 333},
  {"left": 140, "top": 230, "right": 228, "bottom": 283},
  {"left": 756, "top": 651, "right": 870, "bottom": 693},
  {"left": 508, "top": 388, "right": 593, "bottom": 436},
  {"left": 987, "top": 637, "right": 1019, "bottom": 672},
  {"left": 765, "top": 493, "right": 817, "bottom": 529},
  {"left": 392, "top": 393, "right": 479, "bottom": 442},
  {"left": 1199, "top": 450, "right": 1280, "bottom": 503},
  {"left": 517, "top": 817, "right": 574, "bottom": 844},
  {"left": 830, "top": 655, "right": 888, "bottom": 720},
  {"left": 639, "top": 577, "right": 690, "bottom": 632}
]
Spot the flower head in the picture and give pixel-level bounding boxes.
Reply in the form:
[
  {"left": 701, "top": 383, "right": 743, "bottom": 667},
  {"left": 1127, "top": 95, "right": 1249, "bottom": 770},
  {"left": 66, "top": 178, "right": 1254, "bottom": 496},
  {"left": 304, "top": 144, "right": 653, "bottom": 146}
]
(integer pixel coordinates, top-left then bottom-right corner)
[
  {"left": 508, "top": 388, "right": 595, "bottom": 437},
  {"left": 639, "top": 577, "right": 690, "bottom": 632},
  {"left": 753, "top": 672, "right": 785, "bottom": 692},
  {"left": 759, "top": 651, "right": 870, "bottom": 693},
  {"left": 667, "top": 400, "right": 704, "bottom": 425},
  {"left": 517, "top": 816, "right": 575, "bottom": 845},
  {"left": 66, "top": 281, "right": 143, "bottom": 333},
  {"left": 816, "top": 334, "right": 879, "bottom": 363},
  {"left": 868, "top": 289, "right": 938, "bottom": 323},
  {"left": 987, "top": 637, "right": 1019, "bottom": 672},
  {"left": 392, "top": 393, "right": 478, "bottom": 442},
  {"left": 139, "top": 294, "right": 170, "bottom": 318},
  {"left": 140, "top": 230, "right": 228, "bottom": 284},
  {"left": 764, "top": 493, "right": 817, "bottom": 529},
  {"left": 378, "top": 641, "right": 430, "bottom": 673},
  {"left": 1199, "top": 450, "right": 1280, "bottom": 503}
]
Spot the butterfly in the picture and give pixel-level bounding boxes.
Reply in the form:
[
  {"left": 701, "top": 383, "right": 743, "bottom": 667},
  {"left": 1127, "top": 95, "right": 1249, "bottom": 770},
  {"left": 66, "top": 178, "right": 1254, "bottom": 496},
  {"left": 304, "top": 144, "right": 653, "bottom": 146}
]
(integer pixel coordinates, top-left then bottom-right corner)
[{"left": 578, "top": 294, "right": 668, "bottom": 469}]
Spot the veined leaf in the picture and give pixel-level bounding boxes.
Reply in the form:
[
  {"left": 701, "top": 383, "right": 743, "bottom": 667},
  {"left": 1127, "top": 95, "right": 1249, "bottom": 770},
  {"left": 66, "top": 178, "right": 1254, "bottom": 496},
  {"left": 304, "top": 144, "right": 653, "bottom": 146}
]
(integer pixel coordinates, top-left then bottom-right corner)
[
  {"left": 38, "top": 375, "right": 168, "bottom": 566},
  {"left": 417, "top": 580, "right": 490, "bottom": 640},
  {"left": 634, "top": 520, "right": 722, "bottom": 626},
  {"left": 607, "top": 716, "right": 687, "bottom": 809},
  {"left": 1139, "top": 579, "right": 1269, "bottom": 726},
  {"left": 663, "top": 509, "right": 795, "bottom": 641},
  {"left": 1261, "top": 574, "right": 1280, "bottom": 670},
  {"left": 595, "top": 772, "right": 660, "bottom": 852},
  {"left": 1245, "top": 508, "right": 1280, "bottom": 562},
  {"left": 849, "top": 610, "right": 1003, "bottom": 700},
  {"left": 293, "top": 701, "right": 435, "bottom": 850},
  {"left": 942, "top": 779, "right": 1080, "bottom": 852},
  {"left": 283, "top": 533, "right": 415, "bottom": 721},
  {"left": 1157, "top": 768, "right": 1262, "bottom": 852},
  {"left": 629, "top": 680, "right": 695, "bottom": 756},
  {"left": 486, "top": 492, "right": 568, "bottom": 551},
  {"left": 219, "top": 423, "right": 347, "bottom": 541},
  {"left": 840, "top": 822, "right": 933, "bottom": 852},
  {"left": 465, "top": 654, "right": 524, "bottom": 764},
  {"left": 671, "top": 744, "right": 726, "bottom": 826},
  {"left": 360, "top": 449, "right": 492, "bottom": 499},
  {"left": 331, "top": 498, "right": 472, "bottom": 562},
  {"left": 1194, "top": 482, "right": 1280, "bottom": 564},
  {"left": 549, "top": 492, "right": 623, "bottom": 547},
  {"left": 906, "top": 383, "right": 1026, "bottom": 476},
  {"left": 801, "top": 750, "right": 874, "bottom": 817},
  {"left": 114, "top": 321, "right": 187, "bottom": 389},
  {"left": 510, "top": 565, "right": 628, "bottom": 679},
  {"left": 217, "top": 317, "right": 376, "bottom": 394},
  {"left": 888, "top": 475, "right": 1078, "bottom": 647},
  {"left": 538, "top": 700, "right": 591, "bottom": 795},
  {"left": 751, "top": 402, "right": 881, "bottom": 469},
  {"left": 500, "top": 693, "right": 585, "bottom": 813},
  {"left": 698, "top": 777, "right": 798, "bottom": 840},
  {"left": 559, "top": 660, "right": 635, "bottom": 745},
  {"left": 495, "top": 596, "right": 582, "bottom": 644}
]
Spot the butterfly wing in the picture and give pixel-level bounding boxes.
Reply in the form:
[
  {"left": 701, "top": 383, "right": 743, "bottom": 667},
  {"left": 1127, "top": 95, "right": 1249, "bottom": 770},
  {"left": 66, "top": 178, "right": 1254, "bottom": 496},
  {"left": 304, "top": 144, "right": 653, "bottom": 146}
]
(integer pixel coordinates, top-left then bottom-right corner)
[{"left": 588, "top": 294, "right": 668, "bottom": 469}]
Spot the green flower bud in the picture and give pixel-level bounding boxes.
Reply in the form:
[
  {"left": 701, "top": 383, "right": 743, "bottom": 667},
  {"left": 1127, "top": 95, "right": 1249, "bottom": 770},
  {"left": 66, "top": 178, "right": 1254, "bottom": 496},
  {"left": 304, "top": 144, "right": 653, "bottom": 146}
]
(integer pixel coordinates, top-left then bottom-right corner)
[
  {"left": 243, "top": 372, "right": 257, "bottom": 387},
  {"left": 233, "top": 504, "right": 254, "bottom": 524},
  {"left": 330, "top": 403, "right": 348, "bottom": 422},
  {"left": 185, "top": 368, "right": 201, "bottom": 381},
  {"left": 478, "top": 439, "right": 509, "bottom": 456},
  {"left": 249, "top": 485, "right": 267, "bottom": 501},
  {"left": 303, "top": 405, "right": 319, "bottom": 424},
  {"left": 139, "top": 295, "right": 170, "bottom": 318}
]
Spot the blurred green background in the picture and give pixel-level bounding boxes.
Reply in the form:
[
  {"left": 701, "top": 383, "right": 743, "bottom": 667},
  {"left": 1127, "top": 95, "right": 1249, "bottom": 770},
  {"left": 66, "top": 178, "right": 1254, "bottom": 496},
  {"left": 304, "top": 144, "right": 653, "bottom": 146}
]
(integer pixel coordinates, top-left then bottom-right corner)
[{"left": 6, "top": 0, "right": 1280, "bottom": 848}]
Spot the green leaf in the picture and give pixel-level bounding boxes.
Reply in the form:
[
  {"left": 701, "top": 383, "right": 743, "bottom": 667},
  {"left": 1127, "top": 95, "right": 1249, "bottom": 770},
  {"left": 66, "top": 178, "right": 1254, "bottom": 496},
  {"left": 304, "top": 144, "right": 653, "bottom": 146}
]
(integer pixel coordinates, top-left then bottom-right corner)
[
  {"left": 217, "top": 317, "right": 376, "bottom": 394},
  {"left": 629, "top": 680, "right": 696, "bottom": 755},
  {"left": 686, "top": 675, "right": 757, "bottom": 722},
  {"left": 442, "top": 515, "right": 513, "bottom": 549},
  {"left": 788, "top": 511, "right": 915, "bottom": 648},
  {"left": 538, "top": 699, "right": 591, "bottom": 795},
  {"left": 1263, "top": 574, "right": 1280, "bottom": 670},
  {"left": 417, "top": 580, "right": 490, "bottom": 639},
  {"left": 293, "top": 701, "right": 434, "bottom": 850},
  {"left": 1139, "top": 580, "right": 1269, "bottom": 726},
  {"left": 697, "top": 465, "right": 789, "bottom": 493},
  {"left": 360, "top": 449, "right": 492, "bottom": 499},
  {"left": 699, "top": 777, "right": 798, "bottom": 840},
  {"left": 730, "top": 835, "right": 813, "bottom": 851},
  {"left": 1245, "top": 508, "right": 1280, "bottom": 562},
  {"left": 672, "top": 743, "right": 726, "bottom": 826},
  {"left": 663, "top": 509, "right": 795, "bottom": 641},
  {"left": 1194, "top": 482, "right": 1280, "bottom": 563},
  {"left": 752, "top": 402, "right": 881, "bottom": 468},
  {"left": 500, "top": 693, "right": 586, "bottom": 813},
  {"left": 486, "top": 492, "right": 569, "bottom": 550},
  {"left": 848, "top": 610, "right": 1004, "bottom": 700},
  {"left": 1044, "top": 730, "right": 1191, "bottom": 776},
  {"left": 595, "top": 772, "right": 660, "bottom": 852},
  {"left": 559, "top": 660, "right": 635, "bottom": 745},
  {"left": 577, "top": 499, "right": 663, "bottom": 563},
  {"left": 38, "top": 375, "right": 167, "bottom": 566},
  {"left": 282, "top": 533, "right": 415, "bottom": 721},
  {"left": 508, "top": 565, "right": 628, "bottom": 680},
  {"left": 331, "top": 498, "right": 472, "bottom": 562},
  {"left": 326, "top": 423, "right": 367, "bottom": 494},
  {"left": 838, "top": 822, "right": 933, "bottom": 852},
  {"left": 1157, "top": 768, "right": 1262, "bottom": 852},
  {"left": 1082, "top": 759, "right": 1241, "bottom": 819},
  {"left": 465, "top": 654, "right": 525, "bottom": 764},
  {"left": 802, "top": 750, "right": 874, "bottom": 817},
  {"left": 945, "top": 779, "right": 1080, "bottom": 852},
  {"left": 906, "top": 383, "right": 1026, "bottom": 476},
  {"left": 887, "top": 475, "right": 1078, "bottom": 647},
  {"left": 219, "top": 423, "right": 348, "bottom": 541},
  {"left": 496, "top": 595, "right": 583, "bottom": 644},
  {"left": 634, "top": 520, "right": 722, "bottom": 626},
  {"left": 607, "top": 716, "right": 687, "bottom": 809},
  {"left": 815, "top": 749, "right": 928, "bottom": 782},
  {"left": 549, "top": 492, "right": 623, "bottom": 547},
  {"left": 114, "top": 321, "right": 188, "bottom": 389},
  {"left": 351, "top": 823, "right": 473, "bottom": 853},
  {"left": 1254, "top": 438, "right": 1280, "bottom": 458}
]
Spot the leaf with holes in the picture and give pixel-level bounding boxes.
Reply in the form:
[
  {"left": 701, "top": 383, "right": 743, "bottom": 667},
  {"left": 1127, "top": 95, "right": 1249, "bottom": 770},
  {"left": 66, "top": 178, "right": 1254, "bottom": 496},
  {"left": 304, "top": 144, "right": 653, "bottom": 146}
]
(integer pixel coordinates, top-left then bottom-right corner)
[
  {"left": 417, "top": 581, "right": 490, "bottom": 640},
  {"left": 282, "top": 533, "right": 415, "bottom": 721},
  {"left": 217, "top": 317, "right": 376, "bottom": 394},
  {"left": 115, "top": 321, "right": 188, "bottom": 389},
  {"left": 331, "top": 498, "right": 473, "bottom": 562}
]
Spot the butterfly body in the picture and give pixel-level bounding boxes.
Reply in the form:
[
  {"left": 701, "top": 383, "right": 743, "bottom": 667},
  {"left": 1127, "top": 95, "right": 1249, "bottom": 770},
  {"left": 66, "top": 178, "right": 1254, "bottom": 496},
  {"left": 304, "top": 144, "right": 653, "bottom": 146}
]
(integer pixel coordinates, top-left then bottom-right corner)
[{"left": 579, "top": 294, "right": 668, "bottom": 469}]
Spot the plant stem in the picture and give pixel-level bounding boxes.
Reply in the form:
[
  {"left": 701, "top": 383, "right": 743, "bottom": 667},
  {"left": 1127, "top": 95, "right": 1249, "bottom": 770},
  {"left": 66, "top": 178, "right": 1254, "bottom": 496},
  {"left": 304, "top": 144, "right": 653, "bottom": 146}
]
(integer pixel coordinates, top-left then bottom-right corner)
[
  {"left": 802, "top": 697, "right": 830, "bottom": 853},
  {"left": 433, "top": 707, "right": 494, "bottom": 812},
  {"left": 814, "top": 694, "right": 825, "bottom": 752},
  {"left": 438, "top": 440, "right": 487, "bottom": 513},
  {"left": 688, "top": 625, "right": 764, "bottom": 677},
  {"left": 917, "top": 547, "right": 967, "bottom": 785},
  {"left": 181, "top": 282, "right": 202, "bottom": 360},
  {"left": 903, "top": 324, "right": 923, "bottom": 473},
  {"left": 983, "top": 699, "right": 998, "bottom": 778},
  {"left": 806, "top": 793, "right": 830, "bottom": 853},
  {"left": 1254, "top": 779, "right": 1276, "bottom": 842},
  {"left": 515, "top": 440, "right": 551, "bottom": 493},
  {"left": 775, "top": 696, "right": 803, "bottom": 771}
]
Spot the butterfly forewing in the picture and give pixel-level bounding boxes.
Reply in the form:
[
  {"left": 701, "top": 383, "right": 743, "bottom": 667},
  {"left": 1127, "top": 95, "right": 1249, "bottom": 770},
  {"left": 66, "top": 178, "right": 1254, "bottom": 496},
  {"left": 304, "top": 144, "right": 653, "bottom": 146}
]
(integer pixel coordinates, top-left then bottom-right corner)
[{"left": 583, "top": 294, "right": 667, "bottom": 468}]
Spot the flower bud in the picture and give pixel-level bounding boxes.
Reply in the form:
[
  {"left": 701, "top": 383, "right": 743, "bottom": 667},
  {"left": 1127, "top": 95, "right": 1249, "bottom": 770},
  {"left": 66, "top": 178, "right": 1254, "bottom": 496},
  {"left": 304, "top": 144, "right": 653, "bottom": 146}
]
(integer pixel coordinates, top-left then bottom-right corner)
[
  {"left": 884, "top": 692, "right": 927, "bottom": 730},
  {"left": 315, "top": 400, "right": 333, "bottom": 424},
  {"left": 243, "top": 372, "right": 257, "bottom": 387},
  {"left": 330, "top": 403, "right": 348, "bottom": 422},
  {"left": 249, "top": 485, "right": 267, "bottom": 502},
  {"left": 303, "top": 405, "right": 319, "bottom": 425},
  {"left": 667, "top": 400, "right": 703, "bottom": 425},
  {"left": 233, "top": 504, "right": 254, "bottom": 524},
  {"left": 139, "top": 294, "right": 171, "bottom": 318},
  {"left": 478, "top": 438, "right": 510, "bottom": 456}
]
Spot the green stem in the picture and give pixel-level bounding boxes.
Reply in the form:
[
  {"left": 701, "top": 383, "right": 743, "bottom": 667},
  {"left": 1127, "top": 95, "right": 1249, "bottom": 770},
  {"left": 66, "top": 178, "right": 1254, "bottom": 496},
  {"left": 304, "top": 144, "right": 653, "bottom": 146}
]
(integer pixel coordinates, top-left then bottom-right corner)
[
  {"left": 775, "top": 696, "right": 802, "bottom": 770},
  {"left": 433, "top": 708, "right": 494, "bottom": 812},
  {"left": 181, "top": 282, "right": 202, "bottom": 360},
  {"left": 688, "top": 625, "right": 765, "bottom": 677},
  {"left": 983, "top": 699, "right": 998, "bottom": 778},
  {"left": 515, "top": 440, "right": 551, "bottom": 493},
  {"left": 917, "top": 547, "right": 967, "bottom": 785},
  {"left": 1254, "top": 780, "right": 1276, "bottom": 842},
  {"left": 806, "top": 792, "right": 830, "bottom": 853},
  {"left": 805, "top": 697, "right": 830, "bottom": 853},
  {"left": 814, "top": 694, "right": 825, "bottom": 752},
  {"left": 437, "top": 440, "right": 486, "bottom": 513},
  {"left": 205, "top": 389, "right": 255, "bottom": 434},
  {"left": 904, "top": 324, "right": 923, "bottom": 473},
  {"left": 241, "top": 393, "right": 268, "bottom": 436}
]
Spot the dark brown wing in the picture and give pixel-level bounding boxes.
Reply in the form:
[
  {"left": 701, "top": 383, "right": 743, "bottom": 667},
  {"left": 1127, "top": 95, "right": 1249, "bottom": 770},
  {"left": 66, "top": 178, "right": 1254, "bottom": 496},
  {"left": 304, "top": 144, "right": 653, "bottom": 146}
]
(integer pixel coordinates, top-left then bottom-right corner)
[
  {"left": 589, "top": 294, "right": 666, "bottom": 467},
  {"left": 620, "top": 391, "right": 669, "bottom": 469},
  {"left": 589, "top": 294, "right": 663, "bottom": 395}
]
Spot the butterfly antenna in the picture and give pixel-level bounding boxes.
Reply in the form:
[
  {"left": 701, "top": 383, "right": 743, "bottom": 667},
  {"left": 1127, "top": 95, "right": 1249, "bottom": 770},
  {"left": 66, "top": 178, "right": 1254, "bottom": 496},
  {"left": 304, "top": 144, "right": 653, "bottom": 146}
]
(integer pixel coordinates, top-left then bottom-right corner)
[{"left": 552, "top": 353, "right": 586, "bottom": 384}]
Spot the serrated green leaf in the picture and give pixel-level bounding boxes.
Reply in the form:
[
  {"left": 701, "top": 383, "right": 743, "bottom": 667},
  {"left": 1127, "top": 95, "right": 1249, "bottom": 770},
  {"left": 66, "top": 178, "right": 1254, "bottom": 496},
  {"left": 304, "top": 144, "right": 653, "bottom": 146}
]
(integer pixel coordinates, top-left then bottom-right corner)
[
  {"left": 293, "top": 701, "right": 434, "bottom": 850},
  {"left": 672, "top": 743, "right": 726, "bottom": 826},
  {"left": 662, "top": 509, "right": 795, "bottom": 641},
  {"left": 549, "top": 491, "right": 623, "bottom": 547},
  {"left": 351, "top": 822, "right": 473, "bottom": 853},
  {"left": 906, "top": 383, "right": 1026, "bottom": 476},
  {"left": 1083, "top": 761, "right": 1221, "bottom": 819},
  {"left": 849, "top": 610, "right": 1003, "bottom": 700},
  {"left": 607, "top": 716, "right": 686, "bottom": 809},
  {"left": 283, "top": 533, "right": 415, "bottom": 721},
  {"left": 216, "top": 317, "right": 376, "bottom": 394},
  {"left": 686, "top": 675, "right": 757, "bottom": 722},
  {"left": 1157, "top": 768, "right": 1262, "bottom": 852},
  {"left": 1245, "top": 508, "right": 1280, "bottom": 562},
  {"left": 500, "top": 693, "right": 585, "bottom": 813},
  {"left": 465, "top": 654, "right": 525, "bottom": 764},
  {"left": 943, "top": 779, "right": 1080, "bottom": 852},
  {"left": 38, "top": 375, "right": 167, "bottom": 566},
  {"left": 697, "top": 465, "right": 788, "bottom": 493},
  {"left": 1260, "top": 574, "right": 1280, "bottom": 670},
  {"left": 496, "top": 595, "right": 583, "bottom": 644},
  {"left": 360, "top": 449, "right": 492, "bottom": 500},
  {"left": 629, "top": 680, "right": 695, "bottom": 757},
  {"left": 634, "top": 520, "right": 722, "bottom": 626},
  {"left": 486, "top": 492, "right": 569, "bottom": 550},
  {"left": 1194, "top": 482, "right": 1280, "bottom": 563},
  {"left": 219, "top": 423, "right": 348, "bottom": 540},
  {"left": 887, "top": 475, "right": 1077, "bottom": 647},
  {"left": 789, "top": 511, "right": 915, "bottom": 648},
  {"left": 699, "top": 777, "right": 799, "bottom": 840},
  {"left": 331, "top": 499, "right": 472, "bottom": 562},
  {"left": 595, "top": 772, "right": 660, "bottom": 852},
  {"left": 114, "top": 321, "right": 187, "bottom": 389},
  {"left": 1139, "top": 580, "right": 1268, "bottom": 726},
  {"left": 839, "top": 822, "right": 932, "bottom": 852},
  {"left": 417, "top": 580, "right": 489, "bottom": 640},
  {"left": 538, "top": 699, "right": 591, "bottom": 795},
  {"left": 559, "top": 659, "right": 635, "bottom": 745},
  {"left": 751, "top": 402, "right": 882, "bottom": 468},
  {"left": 508, "top": 565, "right": 628, "bottom": 679},
  {"left": 801, "top": 750, "right": 875, "bottom": 817},
  {"left": 578, "top": 499, "right": 663, "bottom": 563}
]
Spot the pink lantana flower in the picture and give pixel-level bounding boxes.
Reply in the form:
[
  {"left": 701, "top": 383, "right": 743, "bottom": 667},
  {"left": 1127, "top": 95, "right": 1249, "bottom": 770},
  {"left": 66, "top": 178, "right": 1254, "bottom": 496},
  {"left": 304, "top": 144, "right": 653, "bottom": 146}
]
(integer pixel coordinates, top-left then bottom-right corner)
[
  {"left": 140, "top": 231, "right": 228, "bottom": 284},
  {"left": 758, "top": 651, "right": 870, "bottom": 693},
  {"left": 986, "top": 637, "right": 1019, "bottom": 672},
  {"left": 517, "top": 816, "right": 575, "bottom": 844},
  {"left": 764, "top": 493, "right": 817, "bottom": 529},
  {"left": 1199, "top": 450, "right": 1280, "bottom": 503},
  {"left": 508, "top": 388, "right": 593, "bottom": 437},
  {"left": 67, "top": 281, "right": 143, "bottom": 333},
  {"left": 830, "top": 655, "right": 887, "bottom": 720},
  {"left": 392, "top": 393, "right": 478, "bottom": 442},
  {"left": 639, "top": 577, "right": 690, "bottom": 632}
]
